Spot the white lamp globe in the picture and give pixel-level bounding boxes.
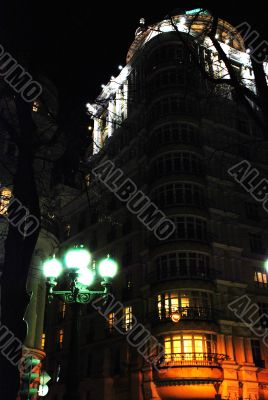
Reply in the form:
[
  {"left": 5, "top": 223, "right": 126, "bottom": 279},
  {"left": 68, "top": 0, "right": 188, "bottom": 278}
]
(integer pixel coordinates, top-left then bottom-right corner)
[
  {"left": 265, "top": 259, "right": 268, "bottom": 273},
  {"left": 64, "top": 246, "right": 91, "bottom": 270},
  {"left": 77, "top": 268, "right": 94, "bottom": 287},
  {"left": 43, "top": 257, "right": 62, "bottom": 279},
  {"left": 98, "top": 255, "right": 118, "bottom": 279}
]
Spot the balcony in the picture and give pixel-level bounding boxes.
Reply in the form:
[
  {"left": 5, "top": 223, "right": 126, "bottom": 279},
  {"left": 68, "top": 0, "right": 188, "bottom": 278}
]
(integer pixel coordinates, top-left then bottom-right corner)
[
  {"left": 151, "top": 307, "right": 219, "bottom": 325},
  {"left": 149, "top": 269, "right": 213, "bottom": 284},
  {"left": 158, "top": 353, "right": 229, "bottom": 368}
]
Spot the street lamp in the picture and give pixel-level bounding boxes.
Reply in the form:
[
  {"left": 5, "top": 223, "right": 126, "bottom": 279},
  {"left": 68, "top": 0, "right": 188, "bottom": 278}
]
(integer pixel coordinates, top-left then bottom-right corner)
[
  {"left": 265, "top": 259, "right": 268, "bottom": 273},
  {"left": 43, "top": 246, "right": 118, "bottom": 400}
]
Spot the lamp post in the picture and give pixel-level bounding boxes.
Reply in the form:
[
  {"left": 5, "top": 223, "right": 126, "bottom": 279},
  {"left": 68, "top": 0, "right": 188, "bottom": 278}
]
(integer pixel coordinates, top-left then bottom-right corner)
[{"left": 43, "top": 246, "right": 118, "bottom": 400}]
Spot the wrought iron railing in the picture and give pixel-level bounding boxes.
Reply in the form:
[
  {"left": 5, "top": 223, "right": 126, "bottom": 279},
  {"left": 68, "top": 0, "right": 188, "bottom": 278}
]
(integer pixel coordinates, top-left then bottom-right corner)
[
  {"left": 152, "top": 307, "right": 220, "bottom": 323},
  {"left": 158, "top": 352, "right": 228, "bottom": 367}
]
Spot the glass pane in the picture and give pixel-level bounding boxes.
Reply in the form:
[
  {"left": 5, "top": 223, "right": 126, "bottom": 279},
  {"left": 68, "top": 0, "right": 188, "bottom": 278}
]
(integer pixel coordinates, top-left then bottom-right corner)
[
  {"left": 164, "top": 338, "right": 171, "bottom": 361},
  {"left": 183, "top": 336, "right": 192, "bottom": 354},
  {"left": 170, "top": 297, "right": 179, "bottom": 312},
  {"left": 173, "top": 337, "right": 181, "bottom": 354}
]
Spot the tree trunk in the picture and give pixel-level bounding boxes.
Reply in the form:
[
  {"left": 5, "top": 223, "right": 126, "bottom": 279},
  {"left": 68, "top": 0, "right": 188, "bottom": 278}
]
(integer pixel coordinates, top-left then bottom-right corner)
[{"left": 0, "top": 97, "right": 40, "bottom": 400}]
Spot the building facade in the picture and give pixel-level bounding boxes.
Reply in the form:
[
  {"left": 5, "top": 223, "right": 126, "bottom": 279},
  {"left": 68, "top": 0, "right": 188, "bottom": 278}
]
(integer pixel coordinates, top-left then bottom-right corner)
[{"left": 45, "top": 10, "right": 268, "bottom": 400}]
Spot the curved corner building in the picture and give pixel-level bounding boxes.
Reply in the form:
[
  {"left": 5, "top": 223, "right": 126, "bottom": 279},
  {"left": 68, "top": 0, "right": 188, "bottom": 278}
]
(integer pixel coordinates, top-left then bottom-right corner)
[{"left": 46, "top": 9, "right": 268, "bottom": 400}]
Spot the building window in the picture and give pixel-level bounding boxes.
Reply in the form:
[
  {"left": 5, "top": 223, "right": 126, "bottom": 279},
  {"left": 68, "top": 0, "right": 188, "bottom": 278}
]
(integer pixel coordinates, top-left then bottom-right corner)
[
  {"left": 123, "top": 306, "right": 133, "bottom": 331},
  {"left": 58, "top": 329, "right": 64, "bottom": 350},
  {"left": 152, "top": 183, "right": 205, "bottom": 208},
  {"left": 236, "top": 117, "right": 250, "bottom": 134},
  {"left": 258, "top": 303, "right": 268, "bottom": 328},
  {"left": 148, "top": 43, "right": 185, "bottom": 69},
  {"left": 32, "top": 101, "right": 39, "bottom": 112},
  {"left": 163, "top": 334, "right": 216, "bottom": 362},
  {"left": 108, "top": 313, "right": 115, "bottom": 332},
  {"left": 254, "top": 271, "right": 268, "bottom": 287},
  {"left": 168, "top": 216, "right": 207, "bottom": 242},
  {"left": 251, "top": 340, "right": 264, "bottom": 368},
  {"left": 157, "top": 291, "right": 212, "bottom": 319},
  {"left": 246, "top": 203, "right": 259, "bottom": 220},
  {"left": 41, "top": 333, "right": 46, "bottom": 350},
  {"left": 152, "top": 152, "right": 203, "bottom": 178},
  {"left": 249, "top": 233, "right": 263, "bottom": 253},
  {"left": 126, "top": 273, "right": 132, "bottom": 290},
  {"left": 0, "top": 187, "right": 12, "bottom": 216},
  {"left": 149, "top": 96, "right": 196, "bottom": 121},
  {"left": 59, "top": 302, "right": 66, "bottom": 320},
  {"left": 149, "top": 69, "right": 185, "bottom": 94},
  {"left": 156, "top": 252, "right": 210, "bottom": 280},
  {"left": 151, "top": 123, "right": 199, "bottom": 147}
]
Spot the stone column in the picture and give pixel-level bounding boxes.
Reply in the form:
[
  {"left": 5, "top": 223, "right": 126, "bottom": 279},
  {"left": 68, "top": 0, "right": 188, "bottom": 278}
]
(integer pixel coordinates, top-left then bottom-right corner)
[
  {"left": 225, "top": 335, "right": 235, "bottom": 360},
  {"left": 244, "top": 338, "right": 254, "bottom": 363},
  {"left": 234, "top": 337, "right": 246, "bottom": 364},
  {"left": 217, "top": 334, "right": 226, "bottom": 355}
]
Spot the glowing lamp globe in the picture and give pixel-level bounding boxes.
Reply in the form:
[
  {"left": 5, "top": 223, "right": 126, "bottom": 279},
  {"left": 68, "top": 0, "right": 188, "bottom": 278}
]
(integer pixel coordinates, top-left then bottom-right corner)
[
  {"left": 171, "top": 311, "right": 181, "bottom": 323},
  {"left": 43, "top": 257, "right": 62, "bottom": 279},
  {"left": 77, "top": 268, "right": 94, "bottom": 287},
  {"left": 38, "top": 384, "right": 49, "bottom": 397},
  {"left": 64, "top": 246, "right": 91, "bottom": 270},
  {"left": 98, "top": 256, "right": 118, "bottom": 279},
  {"left": 265, "top": 260, "right": 268, "bottom": 273}
]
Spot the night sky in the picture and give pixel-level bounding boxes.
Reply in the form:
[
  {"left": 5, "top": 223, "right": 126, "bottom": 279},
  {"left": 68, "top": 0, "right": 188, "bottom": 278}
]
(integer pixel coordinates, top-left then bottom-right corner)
[{"left": 0, "top": 1, "right": 266, "bottom": 167}]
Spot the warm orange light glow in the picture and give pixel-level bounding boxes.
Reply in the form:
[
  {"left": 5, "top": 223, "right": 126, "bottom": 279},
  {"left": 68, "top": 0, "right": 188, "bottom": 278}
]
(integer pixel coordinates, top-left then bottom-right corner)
[
  {"left": 171, "top": 311, "right": 181, "bottom": 323},
  {"left": 0, "top": 188, "right": 12, "bottom": 216},
  {"left": 41, "top": 333, "right": 46, "bottom": 350},
  {"left": 108, "top": 312, "right": 115, "bottom": 331},
  {"left": 58, "top": 329, "right": 64, "bottom": 349},
  {"left": 123, "top": 306, "right": 132, "bottom": 331}
]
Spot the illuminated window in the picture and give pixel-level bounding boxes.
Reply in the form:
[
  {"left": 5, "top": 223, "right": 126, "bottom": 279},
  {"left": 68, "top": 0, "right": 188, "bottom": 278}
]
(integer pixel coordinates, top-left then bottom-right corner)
[
  {"left": 163, "top": 334, "right": 216, "bottom": 362},
  {"left": 59, "top": 303, "right": 66, "bottom": 319},
  {"left": 157, "top": 291, "right": 211, "bottom": 320},
  {"left": 254, "top": 271, "right": 268, "bottom": 287},
  {"left": 123, "top": 306, "right": 133, "bottom": 331},
  {"left": 32, "top": 101, "right": 39, "bottom": 112},
  {"left": 58, "top": 329, "right": 64, "bottom": 350},
  {"left": 0, "top": 187, "right": 12, "bottom": 216},
  {"left": 108, "top": 313, "right": 115, "bottom": 332},
  {"left": 41, "top": 333, "right": 46, "bottom": 350}
]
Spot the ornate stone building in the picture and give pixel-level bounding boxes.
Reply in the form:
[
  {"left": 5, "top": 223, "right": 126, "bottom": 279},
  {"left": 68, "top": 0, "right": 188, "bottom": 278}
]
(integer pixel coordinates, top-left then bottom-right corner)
[{"left": 45, "top": 10, "right": 268, "bottom": 400}]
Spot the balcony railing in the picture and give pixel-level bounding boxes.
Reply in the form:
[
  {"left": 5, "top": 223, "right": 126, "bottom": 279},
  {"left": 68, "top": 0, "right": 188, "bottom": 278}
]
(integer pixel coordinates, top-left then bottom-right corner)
[
  {"left": 158, "top": 352, "right": 228, "bottom": 367},
  {"left": 151, "top": 307, "right": 219, "bottom": 324},
  {"left": 149, "top": 269, "right": 214, "bottom": 283}
]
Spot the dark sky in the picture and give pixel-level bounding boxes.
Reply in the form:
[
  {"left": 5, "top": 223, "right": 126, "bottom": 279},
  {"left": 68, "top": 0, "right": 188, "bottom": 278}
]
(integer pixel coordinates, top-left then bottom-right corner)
[
  {"left": 0, "top": 1, "right": 266, "bottom": 166},
  {"left": 1, "top": 1, "right": 265, "bottom": 104}
]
